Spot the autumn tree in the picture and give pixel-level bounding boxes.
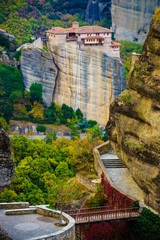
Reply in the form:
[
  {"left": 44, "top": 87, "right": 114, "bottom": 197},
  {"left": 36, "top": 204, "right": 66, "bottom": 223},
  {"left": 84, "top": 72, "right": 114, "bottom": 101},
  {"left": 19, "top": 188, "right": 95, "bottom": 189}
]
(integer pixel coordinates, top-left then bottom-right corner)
[{"left": 29, "top": 101, "right": 44, "bottom": 119}]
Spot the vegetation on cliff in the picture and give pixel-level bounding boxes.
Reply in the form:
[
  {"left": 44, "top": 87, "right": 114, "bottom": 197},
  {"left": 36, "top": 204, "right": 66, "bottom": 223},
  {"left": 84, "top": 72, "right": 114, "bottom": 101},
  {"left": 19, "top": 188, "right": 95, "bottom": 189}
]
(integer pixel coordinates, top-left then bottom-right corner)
[{"left": 120, "top": 40, "right": 143, "bottom": 79}]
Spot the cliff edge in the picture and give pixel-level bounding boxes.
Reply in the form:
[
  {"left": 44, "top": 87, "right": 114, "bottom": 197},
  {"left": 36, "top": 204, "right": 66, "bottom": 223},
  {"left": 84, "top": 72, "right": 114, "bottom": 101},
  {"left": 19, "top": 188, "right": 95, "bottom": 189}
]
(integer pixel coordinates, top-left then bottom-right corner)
[
  {"left": 106, "top": 9, "right": 160, "bottom": 213},
  {"left": 0, "top": 124, "right": 15, "bottom": 193}
]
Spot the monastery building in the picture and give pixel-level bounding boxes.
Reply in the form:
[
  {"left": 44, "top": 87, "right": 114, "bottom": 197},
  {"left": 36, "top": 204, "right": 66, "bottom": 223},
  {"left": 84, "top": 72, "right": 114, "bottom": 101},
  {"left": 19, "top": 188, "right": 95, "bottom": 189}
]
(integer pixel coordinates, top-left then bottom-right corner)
[{"left": 46, "top": 22, "right": 120, "bottom": 58}]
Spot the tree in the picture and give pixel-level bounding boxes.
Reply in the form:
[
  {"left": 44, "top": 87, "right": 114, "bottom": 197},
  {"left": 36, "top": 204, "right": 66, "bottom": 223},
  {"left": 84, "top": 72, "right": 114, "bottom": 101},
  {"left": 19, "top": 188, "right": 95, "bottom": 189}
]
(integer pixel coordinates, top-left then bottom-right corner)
[
  {"left": 29, "top": 82, "right": 43, "bottom": 104},
  {"left": 70, "top": 124, "right": 80, "bottom": 139},
  {"left": 133, "top": 208, "right": 160, "bottom": 240},
  {"left": 9, "top": 91, "right": 23, "bottom": 104},
  {"left": 76, "top": 108, "right": 83, "bottom": 119},
  {"left": 86, "top": 125, "right": 103, "bottom": 142},
  {"left": 29, "top": 101, "right": 44, "bottom": 119},
  {"left": 0, "top": 116, "right": 9, "bottom": 130},
  {"left": 0, "top": 100, "right": 13, "bottom": 121},
  {"left": 45, "top": 131, "right": 57, "bottom": 143}
]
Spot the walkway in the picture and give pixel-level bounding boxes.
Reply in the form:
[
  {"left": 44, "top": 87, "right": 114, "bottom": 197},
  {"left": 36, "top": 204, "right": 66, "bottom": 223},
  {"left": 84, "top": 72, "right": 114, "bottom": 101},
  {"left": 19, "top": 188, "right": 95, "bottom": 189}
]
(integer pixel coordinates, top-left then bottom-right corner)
[
  {"left": 101, "top": 150, "right": 145, "bottom": 202},
  {"left": 0, "top": 210, "right": 62, "bottom": 240},
  {"left": 65, "top": 207, "right": 139, "bottom": 224}
]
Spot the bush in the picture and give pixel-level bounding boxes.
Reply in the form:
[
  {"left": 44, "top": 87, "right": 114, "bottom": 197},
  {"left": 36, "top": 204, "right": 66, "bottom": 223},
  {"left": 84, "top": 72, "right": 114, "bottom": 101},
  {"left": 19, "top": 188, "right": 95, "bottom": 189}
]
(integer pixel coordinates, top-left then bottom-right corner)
[
  {"left": 37, "top": 125, "right": 46, "bottom": 132},
  {"left": 30, "top": 82, "right": 43, "bottom": 104}
]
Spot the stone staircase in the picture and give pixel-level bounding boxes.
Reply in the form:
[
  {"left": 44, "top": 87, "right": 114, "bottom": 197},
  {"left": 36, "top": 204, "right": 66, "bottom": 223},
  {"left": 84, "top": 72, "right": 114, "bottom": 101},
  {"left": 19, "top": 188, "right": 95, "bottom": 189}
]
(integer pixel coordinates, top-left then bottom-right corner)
[
  {"left": 101, "top": 154, "right": 126, "bottom": 168},
  {"left": 100, "top": 149, "right": 145, "bottom": 202}
]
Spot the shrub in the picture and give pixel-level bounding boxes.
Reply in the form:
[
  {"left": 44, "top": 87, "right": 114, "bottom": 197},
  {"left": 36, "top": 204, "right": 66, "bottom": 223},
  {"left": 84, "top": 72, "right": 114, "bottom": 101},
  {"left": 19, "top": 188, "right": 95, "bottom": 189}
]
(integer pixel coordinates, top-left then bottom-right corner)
[{"left": 37, "top": 125, "right": 46, "bottom": 132}]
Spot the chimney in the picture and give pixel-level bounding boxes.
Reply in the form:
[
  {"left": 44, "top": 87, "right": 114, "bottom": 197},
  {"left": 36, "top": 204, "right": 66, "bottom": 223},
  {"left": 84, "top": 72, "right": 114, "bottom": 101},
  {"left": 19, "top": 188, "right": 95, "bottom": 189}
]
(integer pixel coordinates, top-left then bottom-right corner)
[{"left": 72, "top": 21, "right": 79, "bottom": 29}]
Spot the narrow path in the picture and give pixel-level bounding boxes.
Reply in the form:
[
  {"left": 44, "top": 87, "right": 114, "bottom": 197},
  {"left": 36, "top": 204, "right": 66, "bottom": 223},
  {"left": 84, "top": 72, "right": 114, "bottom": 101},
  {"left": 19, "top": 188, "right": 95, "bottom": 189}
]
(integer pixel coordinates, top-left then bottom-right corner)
[{"left": 100, "top": 150, "right": 145, "bottom": 202}]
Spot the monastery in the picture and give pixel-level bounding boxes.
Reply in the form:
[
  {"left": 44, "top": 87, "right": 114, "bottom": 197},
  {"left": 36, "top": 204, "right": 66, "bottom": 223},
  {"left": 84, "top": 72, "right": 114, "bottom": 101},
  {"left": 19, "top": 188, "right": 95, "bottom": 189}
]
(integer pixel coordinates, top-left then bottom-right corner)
[{"left": 46, "top": 21, "right": 120, "bottom": 58}]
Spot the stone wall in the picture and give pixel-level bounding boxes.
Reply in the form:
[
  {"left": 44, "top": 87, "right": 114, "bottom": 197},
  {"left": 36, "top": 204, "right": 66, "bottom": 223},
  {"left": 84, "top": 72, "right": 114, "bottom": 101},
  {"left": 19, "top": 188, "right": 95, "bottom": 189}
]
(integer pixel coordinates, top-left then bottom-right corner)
[
  {"left": 35, "top": 206, "right": 76, "bottom": 240},
  {"left": 76, "top": 173, "right": 99, "bottom": 192}
]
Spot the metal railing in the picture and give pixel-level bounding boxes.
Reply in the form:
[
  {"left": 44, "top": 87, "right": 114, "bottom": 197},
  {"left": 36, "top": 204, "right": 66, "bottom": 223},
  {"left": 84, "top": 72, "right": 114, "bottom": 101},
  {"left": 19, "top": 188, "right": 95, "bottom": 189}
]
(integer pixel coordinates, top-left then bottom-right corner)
[{"left": 65, "top": 207, "right": 139, "bottom": 224}]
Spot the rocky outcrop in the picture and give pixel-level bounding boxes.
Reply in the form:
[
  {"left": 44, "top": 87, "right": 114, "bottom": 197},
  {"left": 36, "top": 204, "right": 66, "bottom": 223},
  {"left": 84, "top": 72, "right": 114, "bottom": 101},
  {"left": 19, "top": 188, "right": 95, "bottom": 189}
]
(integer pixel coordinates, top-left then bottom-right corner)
[
  {"left": 85, "top": 0, "right": 160, "bottom": 43},
  {"left": 0, "top": 124, "right": 15, "bottom": 193},
  {"left": 106, "top": 10, "right": 160, "bottom": 213},
  {"left": 0, "top": 52, "right": 18, "bottom": 67},
  {"left": 112, "top": 0, "right": 160, "bottom": 43},
  {"left": 20, "top": 42, "right": 125, "bottom": 125},
  {"left": 20, "top": 47, "right": 58, "bottom": 107},
  {"left": 85, "top": 0, "right": 111, "bottom": 24},
  {"left": 50, "top": 43, "right": 125, "bottom": 125}
]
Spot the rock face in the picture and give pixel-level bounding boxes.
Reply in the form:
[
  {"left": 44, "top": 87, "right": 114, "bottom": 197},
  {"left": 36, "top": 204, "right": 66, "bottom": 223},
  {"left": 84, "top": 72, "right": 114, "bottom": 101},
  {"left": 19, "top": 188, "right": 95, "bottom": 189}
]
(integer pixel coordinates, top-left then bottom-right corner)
[
  {"left": 85, "top": 0, "right": 160, "bottom": 43},
  {"left": 50, "top": 43, "right": 125, "bottom": 125},
  {"left": 21, "top": 43, "right": 125, "bottom": 125},
  {"left": 106, "top": 10, "right": 160, "bottom": 213},
  {"left": 20, "top": 47, "right": 58, "bottom": 106},
  {"left": 112, "top": 0, "right": 160, "bottom": 43},
  {"left": 85, "top": 0, "right": 111, "bottom": 24},
  {"left": 0, "top": 124, "right": 15, "bottom": 193}
]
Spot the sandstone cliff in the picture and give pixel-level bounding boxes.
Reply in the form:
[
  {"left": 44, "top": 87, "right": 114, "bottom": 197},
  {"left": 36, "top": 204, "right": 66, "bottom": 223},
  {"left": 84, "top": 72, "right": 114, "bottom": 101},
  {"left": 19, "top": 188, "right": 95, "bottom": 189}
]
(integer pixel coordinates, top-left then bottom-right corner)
[
  {"left": 106, "top": 9, "right": 160, "bottom": 213},
  {"left": 86, "top": 0, "right": 160, "bottom": 43},
  {"left": 49, "top": 43, "right": 125, "bottom": 125},
  {"left": 112, "top": 0, "right": 160, "bottom": 43},
  {"left": 0, "top": 124, "right": 15, "bottom": 193},
  {"left": 85, "top": 0, "right": 111, "bottom": 24},
  {"left": 21, "top": 43, "right": 125, "bottom": 125},
  {"left": 20, "top": 47, "right": 58, "bottom": 107}
]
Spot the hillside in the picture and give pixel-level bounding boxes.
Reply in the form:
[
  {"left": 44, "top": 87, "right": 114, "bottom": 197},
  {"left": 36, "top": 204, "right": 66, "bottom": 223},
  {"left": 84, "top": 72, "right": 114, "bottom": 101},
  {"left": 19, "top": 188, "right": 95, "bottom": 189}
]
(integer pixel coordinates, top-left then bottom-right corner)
[{"left": 0, "top": 0, "right": 88, "bottom": 45}]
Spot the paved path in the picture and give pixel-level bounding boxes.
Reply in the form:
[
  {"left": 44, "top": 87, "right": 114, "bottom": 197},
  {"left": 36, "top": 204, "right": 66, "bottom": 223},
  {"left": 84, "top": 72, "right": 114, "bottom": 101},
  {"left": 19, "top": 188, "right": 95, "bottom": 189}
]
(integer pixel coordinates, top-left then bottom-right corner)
[
  {"left": 101, "top": 151, "right": 145, "bottom": 202},
  {"left": 0, "top": 210, "right": 62, "bottom": 240}
]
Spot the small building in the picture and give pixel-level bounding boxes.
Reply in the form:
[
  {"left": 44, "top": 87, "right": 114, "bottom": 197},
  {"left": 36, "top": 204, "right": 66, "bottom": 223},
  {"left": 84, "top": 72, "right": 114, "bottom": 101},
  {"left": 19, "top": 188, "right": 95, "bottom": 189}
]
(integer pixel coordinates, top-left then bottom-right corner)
[{"left": 46, "top": 22, "right": 120, "bottom": 58}]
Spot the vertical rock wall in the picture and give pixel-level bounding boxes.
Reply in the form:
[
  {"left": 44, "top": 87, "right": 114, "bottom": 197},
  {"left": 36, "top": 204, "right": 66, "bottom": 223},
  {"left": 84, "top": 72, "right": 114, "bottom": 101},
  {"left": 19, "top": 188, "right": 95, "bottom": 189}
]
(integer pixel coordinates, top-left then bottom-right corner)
[
  {"left": 85, "top": 0, "right": 160, "bottom": 43},
  {"left": 21, "top": 47, "right": 58, "bottom": 107},
  {"left": 50, "top": 43, "right": 125, "bottom": 125},
  {"left": 106, "top": 11, "right": 160, "bottom": 213},
  {"left": 112, "top": 0, "right": 160, "bottom": 43}
]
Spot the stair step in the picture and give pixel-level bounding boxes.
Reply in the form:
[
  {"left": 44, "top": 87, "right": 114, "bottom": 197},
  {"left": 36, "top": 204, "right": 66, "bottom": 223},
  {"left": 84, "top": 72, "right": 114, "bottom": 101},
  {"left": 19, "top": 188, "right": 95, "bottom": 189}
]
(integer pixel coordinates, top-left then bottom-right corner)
[{"left": 5, "top": 208, "right": 37, "bottom": 215}]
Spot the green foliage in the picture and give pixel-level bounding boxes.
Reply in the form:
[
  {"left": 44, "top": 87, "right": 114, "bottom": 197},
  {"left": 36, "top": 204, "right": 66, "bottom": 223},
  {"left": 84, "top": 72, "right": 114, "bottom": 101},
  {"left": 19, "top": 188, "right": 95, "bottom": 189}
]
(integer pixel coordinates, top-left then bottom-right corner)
[
  {"left": 9, "top": 91, "right": 23, "bottom": 104},
  {"left": 29, "top": 82, "right": 43, "bottom": 104},
  {"left": 0, "top": 100, "right": 13, "bottom": 121},
  {"left": 153, "top": 8, "right": 160, "bottom": 22},
  {"left": 133, "top": 208, "right": 160, "bottom": 240},
  {"left": 85, "top": 183, "right": 108, "bottom": 207},
  {"left": 120, "top": 90, "right": 131, "bottom": 103},
  {"left": 70, "top": 124, "right": 80, "bottom": 140},
  {"left": 13, "top": 48, "right": 22, "bottom": 61},
  {"left": 120, "top": 40, "right": 143, "bottom": 79},
  {"left": 45, "top": 131, "right": 57, "bottom": 144},
  {"left": 0, "top": 63, "right": 23, "bottom": 98},
  {"left": 0, "top": 116, "right": 9, "bottom": 130},
  {"left": 76, "top": 108, "right": 83, "bottom": 119},
  {"left": 0, "top": 34, "right": 10, "bottom": 49},
  {"left": 37, "top": 125, "right": 46, "bottom": 132},
  {"left": 88, "top": 120, "right": 97, "bottom": 128},
  {"left": 0, "top": 134, "right": 103, "bottom": 205},
  {"left": 86, "top": 125, "right": 103, "bottom": 142}
]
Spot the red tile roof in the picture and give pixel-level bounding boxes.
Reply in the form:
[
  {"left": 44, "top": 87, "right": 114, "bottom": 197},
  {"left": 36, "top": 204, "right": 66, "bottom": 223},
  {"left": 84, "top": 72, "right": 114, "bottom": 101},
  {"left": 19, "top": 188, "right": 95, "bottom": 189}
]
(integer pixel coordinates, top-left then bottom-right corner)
[
  {"left": 46, "top": 25, "right": 112, "bottom": 35},
  {"left": 75, "top": 26, "right": 112, "bottom": 34},
  {"left": 111, "top": 42, "right": 121, "bottom": 47},
  {"left": 46, "top": 27, "right": 67, "bottom": 34}
]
